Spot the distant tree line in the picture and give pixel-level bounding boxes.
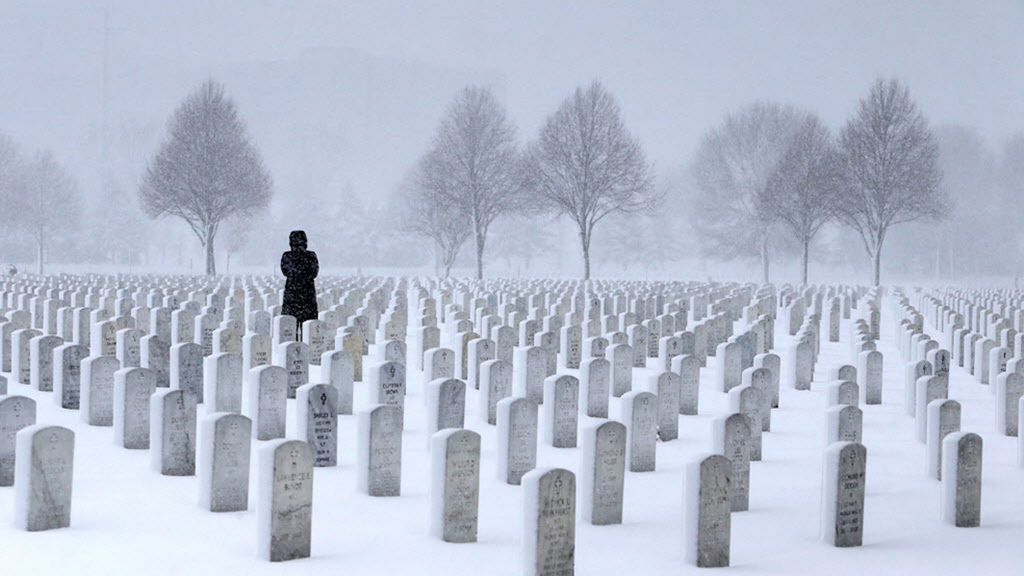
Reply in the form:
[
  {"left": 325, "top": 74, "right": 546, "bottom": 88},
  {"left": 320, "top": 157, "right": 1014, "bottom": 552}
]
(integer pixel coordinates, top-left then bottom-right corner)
[{"left": 10, "top": 74, "right": 1024, "bottom": 285}]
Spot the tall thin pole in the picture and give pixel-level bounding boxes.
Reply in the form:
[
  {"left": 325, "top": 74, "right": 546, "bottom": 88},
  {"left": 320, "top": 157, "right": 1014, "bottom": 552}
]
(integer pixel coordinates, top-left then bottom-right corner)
[{"left": 101, "top": 9, "right": 110, "bottom": 190}]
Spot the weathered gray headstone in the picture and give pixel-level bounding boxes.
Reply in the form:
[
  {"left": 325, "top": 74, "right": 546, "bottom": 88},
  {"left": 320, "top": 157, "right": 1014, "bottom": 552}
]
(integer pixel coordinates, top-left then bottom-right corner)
[
  {"left": 150, "top": 388, "right": 197, "bottom": 475},
  {"left": 426, "top": 378, "right": 466, "bottom": 446},
  {"left": 429, "top": 428, "right": 481, "bottom": 543},
  {"left": 579, "top": 420, "right": 626, "bottom": 526},
  {"left": 926, "top": 399, "right": 961, "bottom": 480},
  {"left": 821, "top": 441, "right": 866, "bottom": 547},
  {"left": 198, "top": 412, "right": 252, "bottom": 512},
  {"left": 296, "top": 383, "right": 338, "bottom": 467},
  {"left": 170, "top": 342, "right": 204, "bottom": 401},
  {"left": 941, "top": 432, "right": 982, "bottom": 528},
  {"left": 713, "top": 413, "right": 751, "bottom": 511},
  {"left": 257, "top": 439, "right": 313, "bottom": 561},
  {"left": 204, "top": 352, "right": 243, "bottom": 414},
  {"left": 321, "top": 349, "right": 355, "bottom": 414},
  {"left": 479, "top": 359, "right": 512, "bottom": 425},
  {"left": 541, "top": 375, "right": 579, "bottom": 448},
  {"left": 358, "top": 404, "right": 403, "bottom": 496},
  {"left": 244, "top": 365, "right": 287, "bottom": 440},
  {"left": 825, "top": 404, "right": 863, "bottom": 445},
  {"left": 13, "top": 425, "right": 74, "bottom": 531},
  {"left": 80, "top": 355, "right": 118, "bottom": 426},
  {"left": 682, "top": 453, "right": 731, "bottom": 568},
  {"left": 622, "top": 390, "right": 657, "bottom": 472},
  {"left": 496, "top": 396, "right": 538, "bottom": 485},
  {"left": 113, "top": 367, "right": 156, "bottom": 449},
  {"left": 0, "top": 395, "right": 36, "bottom": 486},
  {"left": 522, "top": 467, "right": 575, "bottom": 576}
]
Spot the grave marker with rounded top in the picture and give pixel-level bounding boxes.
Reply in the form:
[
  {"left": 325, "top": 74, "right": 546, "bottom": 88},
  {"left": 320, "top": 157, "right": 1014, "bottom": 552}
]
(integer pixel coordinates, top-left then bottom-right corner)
[
  {"left": 150, "top": 388, "right": 197, "bottom": 475},
  {"left": 521, "top": 467, "right": 575, "bottom": 576},
  {"left": 242, "top": 332, "right": 271, "bottom": 371},
  {"left": 244, "top": 365, "right": 287, "bottom": 440},
  {"left": 257, "top": 439, "right": 313, "bottom": 561},
  {"left": 113, "top": 367, "right": 156, "bottom": 449},
  {"left": 926, "top": 399, "right": 961, "bottom": 480},
  {"left": 579, "top": 420, "right": 626, "bottom": 525},
  {"left": 11, "top": 328, "right": 41, "bottom": 384},
  {"left": 622, "top": 390, "right": 657, "bottom": 472},
  {"left": 825, "top": 405, "right": 862, "bottom": 445},
  {"left": 941, "top": 432, "right": 982, "bottom": 528},
  {"left": 198, "top": 412, "right": 252, "bottom": 512},
  {"left": 295, "top": 383, "right": 338, "bottom": 467},
  {"left": 820, "top": 441, "right": 866, "bottom": 547},
  {"left": 54, "top": 343, "right": 88, "bottom": 409},
  {"left": 995, "top": 370, "right": 1024, "bottom": 436},
  {"left": 742, "top": 366, "right": 773, "bottom": 429},
  {"left": 904, "top": 359, "right": 933, "bottom": 416},
  {"left": 578, "top": 357, "right": 610, "bottom": 418},
  {"left": 358, "top": 404, "right": 403, "bottom": 496},
  {"left": 915, "top": 375, "right": 949, "bottom": 442},
  {"left": 13, "top": 424, "right": 74, "bottom": 531},
  {"left": 608, "top": 343, "right": 633, "bottom": 397},
  {"left": 496, "top": 396, "right": 538, "bottom": 485},
  {"left": 0, "top": 395, "right": 36, "bottom": 486},
  {"left": 273, "top": 341, "right": 309, "bottom": 399},
  {"left": 479, "top": 359, "right": 512, "bottom": 425},
  {"left": 424, "top": 347, "right": 455, "bottom": 382},
  {"left": 204, "top": 352, "right": 243, "bottom": 414},
  {"left": 321, "top": 349, "right": 354, "bottom": 414},
  {"left": 170, "top": 342, "right": 204, "bottom": 401},
  {"left": 857, "top": 350, "right": 883, "bottom": 405},
  {"left": 541, "top": 375, "right": 579, "bottom": 448},
  {"left": 29, "top": 334, "right": 62, "bottom": 392},
  {"left": 140, "top": 334, "right": 170, "bottom": 388},
  {"left": 426, "top": 378, "right": 466, "bottom": 447},
  {"left": 648, "top": 371, "right": 680, "bottom": 441},
  {"left": 753, "top": 352, "right": 781, "bottom": 408},
  {"left": 682, "top": 453, "right": 731, "bottom": 568},
  {"left": 727, "top": 385, "right": 763, "bottom": 461},
  {"left": 429, "top": 428, "right": 481, "bottom": 543},
  {"left": 80, "top": 355, "right": 118, "bottom": 426},
  {"left": 712, "top": 413, "right": 751, "bottom": 511}
]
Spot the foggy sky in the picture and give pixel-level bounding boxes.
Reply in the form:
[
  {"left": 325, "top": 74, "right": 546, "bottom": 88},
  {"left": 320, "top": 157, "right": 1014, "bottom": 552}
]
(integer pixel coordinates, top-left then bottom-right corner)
[{"left": 2, "top": 0, "right": 1023, "bottom": 202}]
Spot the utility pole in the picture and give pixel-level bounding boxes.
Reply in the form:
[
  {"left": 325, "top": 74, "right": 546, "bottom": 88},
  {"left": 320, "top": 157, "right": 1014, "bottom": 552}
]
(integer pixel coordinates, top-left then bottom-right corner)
[{"left": 101, "top": 9, "right": 110, "bottom": 193}]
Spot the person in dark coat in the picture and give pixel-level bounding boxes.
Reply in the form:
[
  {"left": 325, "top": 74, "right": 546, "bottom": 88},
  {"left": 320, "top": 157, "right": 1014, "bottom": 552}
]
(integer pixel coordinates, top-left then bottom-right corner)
[{"left": 281, "top": 230, "right": 319, "bottom": 341}]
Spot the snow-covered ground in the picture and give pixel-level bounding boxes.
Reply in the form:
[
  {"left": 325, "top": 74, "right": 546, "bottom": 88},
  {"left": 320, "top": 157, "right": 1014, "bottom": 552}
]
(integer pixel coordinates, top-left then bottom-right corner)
[{"left": 1, "top": 298, "right": 1021, "bottom": 575}]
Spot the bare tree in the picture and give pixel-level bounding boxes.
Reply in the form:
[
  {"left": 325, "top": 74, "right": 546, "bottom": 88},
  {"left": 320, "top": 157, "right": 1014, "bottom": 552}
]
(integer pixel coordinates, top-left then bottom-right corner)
[
  {"left": 524, "top": 81, "right": 655, "bottom": 280},
  {"left": 398, "top": 171, "right": 472, "bottom": 278},
  {"left": 767, "top": 114, "right": 845, "bottom": 284},
  {"left": 418, "top": 86, "right": 522, "bottom": 279},
  {"left": 21, "top": 151, "right": 82, "bottom": 274},
  {"left": 837, "top": 78, "right": 945, "bottom": 286},
  {"left": 690, "top": 102, "right": 804, "bottom": 283},
  {"left": 140, "top": 80, "right": 272, "bottom": 275}
]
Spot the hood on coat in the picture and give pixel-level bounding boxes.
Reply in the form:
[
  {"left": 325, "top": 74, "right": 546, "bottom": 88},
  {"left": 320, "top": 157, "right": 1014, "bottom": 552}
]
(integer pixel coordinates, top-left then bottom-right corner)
[{"left": 289, "top": 230, "right": 308, "bottom": 250}]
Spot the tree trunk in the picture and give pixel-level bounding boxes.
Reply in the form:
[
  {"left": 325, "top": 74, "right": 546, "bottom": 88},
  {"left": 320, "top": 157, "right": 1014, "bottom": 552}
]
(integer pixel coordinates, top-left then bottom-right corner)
[
  {"left": 760, "top": 235, "right": 770, "bottom": 284},
  {"left": 872, "top": 246, "right": 882, "bottom": 287},
  {"left": 801, "top": 236, "right": 810, "bottom": 286},
  {"left": 204, "top": 229, "right": 217, "bottom": 276},
  {"left": 475, "top": 232, "right": 485, "bottom": 280},
  {"left": 580, "top": 230, "right": 591, "bottom": 280},
  {"left": 36, "top": 232, "right": 44, "bottom": 275}
]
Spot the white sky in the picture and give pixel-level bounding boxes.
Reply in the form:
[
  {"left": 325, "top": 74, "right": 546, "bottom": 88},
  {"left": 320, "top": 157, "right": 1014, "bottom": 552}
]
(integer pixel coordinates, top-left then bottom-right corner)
[{"left": 2, "top": 0, "right": 1022, "bottom": 193}]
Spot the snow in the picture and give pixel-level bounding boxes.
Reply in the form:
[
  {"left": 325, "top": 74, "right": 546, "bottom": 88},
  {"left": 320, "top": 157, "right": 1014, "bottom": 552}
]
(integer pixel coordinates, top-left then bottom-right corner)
[{"left": 1, "top": 297, "right": 1023, "bottom": 575}]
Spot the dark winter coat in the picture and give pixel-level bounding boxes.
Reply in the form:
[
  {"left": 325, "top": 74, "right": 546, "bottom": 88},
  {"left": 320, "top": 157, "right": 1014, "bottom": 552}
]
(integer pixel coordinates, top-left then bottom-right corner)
[{"left": 281, "top": 231, "right": 319, "bottom": 325}]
